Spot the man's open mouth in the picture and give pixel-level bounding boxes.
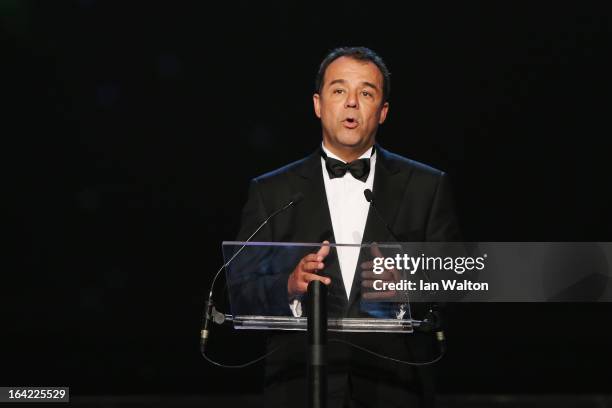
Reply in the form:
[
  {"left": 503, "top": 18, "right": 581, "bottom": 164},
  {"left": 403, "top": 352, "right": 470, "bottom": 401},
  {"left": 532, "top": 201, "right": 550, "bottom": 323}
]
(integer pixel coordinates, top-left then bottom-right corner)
[{"left": 343, "top": 117, "right": 359, "bottom": 129}]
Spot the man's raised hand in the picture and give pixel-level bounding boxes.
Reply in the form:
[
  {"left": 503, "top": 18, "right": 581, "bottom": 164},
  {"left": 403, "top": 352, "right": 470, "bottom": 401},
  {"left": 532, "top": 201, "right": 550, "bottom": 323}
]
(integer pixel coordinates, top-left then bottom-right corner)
[
  {"left": 287, "top": 241, "right": 331, "bottom": 297},
  {"left": 361, "top": 243, "right": 401, "bottom": 300}
]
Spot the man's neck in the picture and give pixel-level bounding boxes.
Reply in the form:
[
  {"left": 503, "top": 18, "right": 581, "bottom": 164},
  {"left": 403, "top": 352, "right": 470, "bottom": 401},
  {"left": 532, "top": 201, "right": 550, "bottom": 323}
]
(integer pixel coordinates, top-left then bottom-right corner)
[{"left": 322, "top": 141, "right": 374, "bottom": 163}]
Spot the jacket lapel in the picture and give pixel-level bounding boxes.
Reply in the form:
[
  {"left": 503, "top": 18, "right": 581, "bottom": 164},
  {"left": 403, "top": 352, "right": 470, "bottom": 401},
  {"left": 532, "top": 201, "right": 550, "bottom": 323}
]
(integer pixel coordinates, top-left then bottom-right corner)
[
  {"left": 346, "top": 145, "right": 415, "bottom": 311},
  {"left": 293, "top": 149, "right": 348, "bottom": 314},
  {"left": 293, "top": 149, "right": 335, "bottom": 242}
]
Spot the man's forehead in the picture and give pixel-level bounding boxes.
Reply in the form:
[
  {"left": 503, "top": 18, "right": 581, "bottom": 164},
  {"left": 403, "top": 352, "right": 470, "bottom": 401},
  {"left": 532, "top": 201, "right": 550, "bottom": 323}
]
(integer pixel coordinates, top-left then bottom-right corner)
[{"left": 324, "top": 57, "right": 383, "bottom": 87}]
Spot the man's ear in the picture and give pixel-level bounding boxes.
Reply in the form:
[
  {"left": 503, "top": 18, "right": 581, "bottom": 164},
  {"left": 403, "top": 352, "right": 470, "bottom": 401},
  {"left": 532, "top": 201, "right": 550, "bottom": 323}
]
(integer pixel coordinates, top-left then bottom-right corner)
[
  {"left": 313, "top": 93, "right": 322, "bottom": 118},
  {"left": 378, "top": 101, "right": 389, "bottom": 124}
]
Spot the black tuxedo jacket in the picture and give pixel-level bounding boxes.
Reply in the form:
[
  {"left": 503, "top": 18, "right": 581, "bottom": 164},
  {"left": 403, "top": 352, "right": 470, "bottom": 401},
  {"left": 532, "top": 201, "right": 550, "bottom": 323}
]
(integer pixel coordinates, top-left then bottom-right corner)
[{"left": 235, "top": 145, "right": 461, "bottom": 407}]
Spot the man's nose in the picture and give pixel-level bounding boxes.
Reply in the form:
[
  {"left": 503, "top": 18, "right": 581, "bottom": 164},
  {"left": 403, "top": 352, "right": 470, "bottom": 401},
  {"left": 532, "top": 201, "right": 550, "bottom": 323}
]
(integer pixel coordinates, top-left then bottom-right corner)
[{"left": 345, "top": 91, "right": 358, "bottom": 109}]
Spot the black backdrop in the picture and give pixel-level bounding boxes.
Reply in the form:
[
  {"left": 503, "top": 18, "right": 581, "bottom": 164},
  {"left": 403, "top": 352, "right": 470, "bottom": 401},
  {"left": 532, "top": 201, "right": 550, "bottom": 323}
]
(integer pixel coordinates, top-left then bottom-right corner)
[{"left": 4, "top": 0, "right": 612, "bottom": 399}]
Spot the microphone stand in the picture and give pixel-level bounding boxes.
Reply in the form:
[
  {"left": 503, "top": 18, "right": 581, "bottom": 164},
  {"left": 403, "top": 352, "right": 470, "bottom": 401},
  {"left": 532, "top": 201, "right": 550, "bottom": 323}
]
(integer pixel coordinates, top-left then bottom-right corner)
[{"left": 307, "top": 280, "right": 327, "bottom": 408}]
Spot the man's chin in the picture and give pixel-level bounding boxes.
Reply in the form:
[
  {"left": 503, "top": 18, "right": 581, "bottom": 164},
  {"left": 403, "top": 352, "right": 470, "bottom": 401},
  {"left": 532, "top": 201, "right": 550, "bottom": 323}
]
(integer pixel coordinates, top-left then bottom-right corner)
[
  {"left": 323, "top": 133, "right": 374, "bottom": 153},
  {"left": 337, "top": 138, "right": 372, "bottom": 150},
  {"left": 333, "top": 133, "right": 365, "bottom": 146}
]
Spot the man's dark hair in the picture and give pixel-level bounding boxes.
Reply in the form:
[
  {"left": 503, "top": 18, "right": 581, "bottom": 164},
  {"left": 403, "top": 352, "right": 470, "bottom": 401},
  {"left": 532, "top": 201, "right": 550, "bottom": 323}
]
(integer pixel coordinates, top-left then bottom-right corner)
[{"left": 315, "top": 46, "right": 391, "bottom": 102}]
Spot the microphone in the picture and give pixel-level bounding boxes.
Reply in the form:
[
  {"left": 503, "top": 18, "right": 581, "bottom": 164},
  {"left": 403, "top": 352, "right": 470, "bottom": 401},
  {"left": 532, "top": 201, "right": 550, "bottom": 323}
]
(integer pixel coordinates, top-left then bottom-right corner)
[
  {"left": 363, "top": 189, "right": 446, "bottom": 355},
  {"left": 363, "top": 189, "right": 400, "bottom": 241},
  {"left": 201, "top": 191, "right": 304, "bottom": 354},
  {"left": 417, "top": 304, "right": 447, "bottom": 355}
]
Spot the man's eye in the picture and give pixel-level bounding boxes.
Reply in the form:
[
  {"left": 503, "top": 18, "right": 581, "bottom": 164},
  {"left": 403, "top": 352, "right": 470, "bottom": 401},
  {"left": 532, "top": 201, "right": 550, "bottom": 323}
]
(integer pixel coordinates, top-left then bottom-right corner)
[
  {"left": 333, "top": 89, "right": 344, "bottom": 94},
  {"left": 362, "top": 91, "right": 372, "bottom": 97}
]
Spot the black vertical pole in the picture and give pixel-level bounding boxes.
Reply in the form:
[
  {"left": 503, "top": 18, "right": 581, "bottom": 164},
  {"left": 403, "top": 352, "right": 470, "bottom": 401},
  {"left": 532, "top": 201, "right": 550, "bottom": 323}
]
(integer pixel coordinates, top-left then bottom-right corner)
[{"left": 307, "top": 280, "right": 327, "bottom": 408}]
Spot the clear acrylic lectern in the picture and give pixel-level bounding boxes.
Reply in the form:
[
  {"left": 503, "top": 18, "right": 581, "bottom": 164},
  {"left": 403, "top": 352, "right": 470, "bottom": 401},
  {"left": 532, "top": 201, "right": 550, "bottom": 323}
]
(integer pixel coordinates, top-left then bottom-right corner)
[{"left": 221, "top": 241, "right": 415, "bottom": 333}]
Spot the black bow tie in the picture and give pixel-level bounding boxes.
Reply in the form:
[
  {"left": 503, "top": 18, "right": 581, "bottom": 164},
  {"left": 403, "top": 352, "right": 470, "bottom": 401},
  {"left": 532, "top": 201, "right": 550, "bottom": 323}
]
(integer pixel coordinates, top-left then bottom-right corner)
[{"left": 321, "top": 147, "right": 373, "bottom": 182}]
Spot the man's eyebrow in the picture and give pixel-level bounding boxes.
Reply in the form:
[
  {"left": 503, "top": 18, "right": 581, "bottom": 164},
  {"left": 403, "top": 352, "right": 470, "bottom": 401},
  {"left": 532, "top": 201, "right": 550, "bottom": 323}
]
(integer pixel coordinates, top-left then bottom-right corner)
[
  {"left": 328, "top": 79, "right": 347, "bottom": 87},
  {"left": 362, "top": 81, "right": 379, "bottom": 90},
  {"left": 327, "top": 79, "right": 379, "bottom": 91}
]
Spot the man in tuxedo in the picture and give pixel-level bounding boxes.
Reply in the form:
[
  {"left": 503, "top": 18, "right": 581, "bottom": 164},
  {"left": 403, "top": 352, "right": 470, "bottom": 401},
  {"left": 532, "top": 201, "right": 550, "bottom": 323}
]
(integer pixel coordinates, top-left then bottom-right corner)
[{"left": 235, "top": 47, "right": 461, "bottom": 408}]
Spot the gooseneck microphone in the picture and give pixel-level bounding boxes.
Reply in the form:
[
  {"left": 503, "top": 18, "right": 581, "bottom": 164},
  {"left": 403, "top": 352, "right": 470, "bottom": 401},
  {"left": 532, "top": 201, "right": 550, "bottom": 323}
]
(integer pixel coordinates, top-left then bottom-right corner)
[
  {"left": 363, "top": 189, "right": 400, "bottom": 241},
  {"left": 363, "top": 188, "right": 446, "bottom": 356},
  {"left": 201, "top": 191, "right": 304, "bottom": 354}
]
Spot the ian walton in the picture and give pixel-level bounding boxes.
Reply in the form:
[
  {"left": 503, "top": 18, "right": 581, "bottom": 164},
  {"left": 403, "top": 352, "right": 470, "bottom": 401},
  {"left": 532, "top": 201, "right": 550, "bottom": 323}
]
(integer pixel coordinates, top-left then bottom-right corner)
[{"left": 373, "top": 279, "right": 489, "bottom": 292}]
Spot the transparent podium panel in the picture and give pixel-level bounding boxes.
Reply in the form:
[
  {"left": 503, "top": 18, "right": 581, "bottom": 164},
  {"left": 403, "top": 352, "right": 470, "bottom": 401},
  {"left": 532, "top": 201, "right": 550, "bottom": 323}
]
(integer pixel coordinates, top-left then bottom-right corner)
[{"left": 222, "top": 241, "right": 414, "bottom": 333}]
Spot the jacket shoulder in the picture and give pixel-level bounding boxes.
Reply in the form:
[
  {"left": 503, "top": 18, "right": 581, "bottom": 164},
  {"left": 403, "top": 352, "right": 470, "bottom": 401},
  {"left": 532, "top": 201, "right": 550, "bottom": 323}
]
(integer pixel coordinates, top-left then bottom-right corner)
[
  {"left": 252, "top": 154, "right": 313, "bottom": 185},
  {"left": 380, "top": 148, "right": 446, "bottom": 177}
]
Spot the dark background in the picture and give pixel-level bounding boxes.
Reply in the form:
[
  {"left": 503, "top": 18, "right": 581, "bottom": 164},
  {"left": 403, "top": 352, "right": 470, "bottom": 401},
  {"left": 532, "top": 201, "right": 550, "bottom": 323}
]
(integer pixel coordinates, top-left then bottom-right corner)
[{"left": 4, "top": 0, "right": 612, "bottom": 402}]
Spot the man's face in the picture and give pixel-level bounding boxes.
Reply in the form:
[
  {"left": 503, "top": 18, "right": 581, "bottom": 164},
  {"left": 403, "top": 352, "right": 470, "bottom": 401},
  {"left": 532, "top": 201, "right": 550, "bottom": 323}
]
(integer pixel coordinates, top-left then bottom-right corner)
[{"left": 313, "top": 56, "right": 389, "bottom": 154}]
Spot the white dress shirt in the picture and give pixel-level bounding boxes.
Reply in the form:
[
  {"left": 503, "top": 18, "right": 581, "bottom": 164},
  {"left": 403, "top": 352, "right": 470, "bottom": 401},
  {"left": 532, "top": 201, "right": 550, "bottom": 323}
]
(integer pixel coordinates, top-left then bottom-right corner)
[
  {"left": 289, "top": 145, "right": 376, "bottom": 317},
  {"left": 321, "top": 144, "right": 376, "bottom": 298}
]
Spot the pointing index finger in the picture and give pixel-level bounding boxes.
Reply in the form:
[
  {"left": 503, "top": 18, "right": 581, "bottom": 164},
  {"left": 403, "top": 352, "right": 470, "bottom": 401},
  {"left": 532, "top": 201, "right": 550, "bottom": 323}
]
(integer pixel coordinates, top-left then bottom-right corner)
[{"left": 317, "top": 240, "right": 331, "bottom": 259}]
